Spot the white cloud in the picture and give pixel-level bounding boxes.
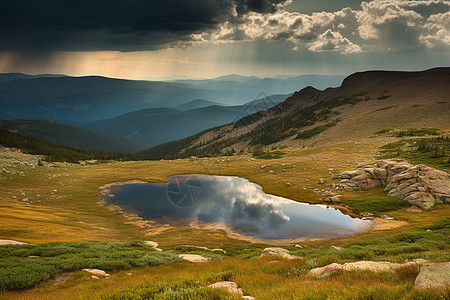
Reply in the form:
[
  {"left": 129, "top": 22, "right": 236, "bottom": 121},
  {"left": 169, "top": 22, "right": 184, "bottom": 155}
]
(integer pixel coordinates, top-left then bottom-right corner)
[
  {"left": 308, "top": 29, "right": 361, "bottom": 54},
  {"left": 192, "top": 0, "right": 450, "bottom": 54}
]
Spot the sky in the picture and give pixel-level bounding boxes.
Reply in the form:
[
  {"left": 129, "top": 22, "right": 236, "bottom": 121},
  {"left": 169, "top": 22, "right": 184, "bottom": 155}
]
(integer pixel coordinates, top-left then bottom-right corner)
[{"left": 0, "top": 0, "right": 449, "bottom": 80}]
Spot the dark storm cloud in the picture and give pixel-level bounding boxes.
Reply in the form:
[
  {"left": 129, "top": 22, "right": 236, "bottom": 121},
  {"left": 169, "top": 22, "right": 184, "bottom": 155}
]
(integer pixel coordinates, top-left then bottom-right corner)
[{"left": 0, "top": 0, "right": 289, "bottom": 52}]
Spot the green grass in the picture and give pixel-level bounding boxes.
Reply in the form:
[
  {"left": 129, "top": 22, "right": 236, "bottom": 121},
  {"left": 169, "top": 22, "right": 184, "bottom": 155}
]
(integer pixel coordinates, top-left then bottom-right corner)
[
  {"left": 0, "top": 241, "right": 180, "bottom": 290},
  {"left": 341, "top": 196, "right": 410, "bottom": 214},
  {"left": 292, "top": 218, "right": 450, "bottom": 262},
  {"left": 0, "top": 126, "right": 137, "bottom": 163},
  {"left": 379, "top": 136, "right": 450, "bottom": 172},
  {"left": 394, "top": 128, "right": 441, "bottom": 137}
]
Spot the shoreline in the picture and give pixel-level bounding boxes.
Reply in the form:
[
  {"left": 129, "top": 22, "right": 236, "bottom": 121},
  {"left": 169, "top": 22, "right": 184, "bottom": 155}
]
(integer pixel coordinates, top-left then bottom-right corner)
[{"left": 97, "top": 179, "right": 407, "bottom": 245}]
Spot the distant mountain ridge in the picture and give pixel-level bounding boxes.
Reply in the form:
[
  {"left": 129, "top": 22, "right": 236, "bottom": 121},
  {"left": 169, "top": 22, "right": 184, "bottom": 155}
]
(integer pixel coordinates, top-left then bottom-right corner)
[
  {"left": 140, "top": 67, "right": 450, "bottom": 159},
  {"left": 0, "top": 119, "right": 150, "bottom": 153},
  {"left": 78, "top": 94, "right": 290, "bottom": 146},
  {"left": 0, "top": 73, "right": 345, "bottom": 122}
]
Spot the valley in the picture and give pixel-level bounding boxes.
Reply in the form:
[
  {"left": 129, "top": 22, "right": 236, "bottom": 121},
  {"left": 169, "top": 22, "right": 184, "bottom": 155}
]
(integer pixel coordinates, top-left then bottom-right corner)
[{"left": 0, "top": 69, "right": 449, "bottom": 299}]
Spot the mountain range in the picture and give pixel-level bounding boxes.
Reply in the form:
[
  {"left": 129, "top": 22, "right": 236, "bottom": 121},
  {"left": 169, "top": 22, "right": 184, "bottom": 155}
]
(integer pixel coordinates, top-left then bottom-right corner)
[
  {"left": 0, "top": 73, "right": 344, "bottom": 122},
  {"left": 141, "top": 68, "right": 450, "bottom": 159}
]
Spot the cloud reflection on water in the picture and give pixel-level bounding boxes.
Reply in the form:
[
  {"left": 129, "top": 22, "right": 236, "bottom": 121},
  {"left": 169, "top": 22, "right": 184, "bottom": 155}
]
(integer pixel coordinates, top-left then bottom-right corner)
[{"left": 104, "top": 174, "right": 371, "bottom": 240}]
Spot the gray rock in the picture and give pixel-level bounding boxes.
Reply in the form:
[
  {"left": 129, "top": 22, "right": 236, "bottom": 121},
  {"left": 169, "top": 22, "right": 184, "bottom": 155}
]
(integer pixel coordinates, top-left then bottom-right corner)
[
  {"left": 259, "top": 247, "right": 300, "bottom": 260},
  {"left": 208, "top": 281, "right": 243, "bottom": 296},
  {"left": 337, "top": 160, "right": 450, "bottom": 209},
  {"left": 414, "top": 262, "right": 450, "bottom": 289},
  {"left": 309, "top": 259, "right": 427, "bottom": 276}
]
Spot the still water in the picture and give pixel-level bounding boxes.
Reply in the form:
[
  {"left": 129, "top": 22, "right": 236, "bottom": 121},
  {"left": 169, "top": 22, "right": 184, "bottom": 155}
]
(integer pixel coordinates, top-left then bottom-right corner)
[{"left": 101, "top": 174, "right": 371, "bottom": 240}]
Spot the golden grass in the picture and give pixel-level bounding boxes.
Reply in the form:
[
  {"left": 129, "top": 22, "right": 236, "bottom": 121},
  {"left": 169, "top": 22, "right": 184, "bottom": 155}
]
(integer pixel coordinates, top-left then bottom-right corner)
[{"left": 0, "top": 137, "right": 449, "bottom": 299}]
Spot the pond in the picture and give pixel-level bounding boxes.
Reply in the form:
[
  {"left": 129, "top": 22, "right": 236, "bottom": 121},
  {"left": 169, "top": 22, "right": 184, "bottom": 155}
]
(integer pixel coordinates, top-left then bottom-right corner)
[{"left": 99, "top": 174, "right": 372, "bottom": 240}]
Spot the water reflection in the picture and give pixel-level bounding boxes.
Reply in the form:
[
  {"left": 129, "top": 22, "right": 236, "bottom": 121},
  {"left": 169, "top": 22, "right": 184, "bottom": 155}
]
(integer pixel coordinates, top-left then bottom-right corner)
[{"left": 102, "top": 174, "right": 371, "bottom": 240}]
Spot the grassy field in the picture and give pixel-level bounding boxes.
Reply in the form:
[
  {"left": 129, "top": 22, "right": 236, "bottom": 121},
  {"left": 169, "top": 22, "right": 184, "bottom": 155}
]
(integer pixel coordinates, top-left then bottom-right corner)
[{"left": 0, "top": 136, "right": 449, "bottom": 299}]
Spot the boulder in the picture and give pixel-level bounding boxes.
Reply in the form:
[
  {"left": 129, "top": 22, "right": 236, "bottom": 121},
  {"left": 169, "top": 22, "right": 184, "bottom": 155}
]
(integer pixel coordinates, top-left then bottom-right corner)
[
  {"left": 414, "top": 262, "right": 450, "bottom": 289},
  {"left": 178, "top": 254, "right": 212, "bottom": 263},
  {"left": 82, "top": 269, "right": 110, "bottom": 277},
  {"left": 208, "top": 281, "right": 243, "bottom": 296},
  {"left": 337, "top": 160, "right": 450, "bottom": 209},
  {"left": 207, "top": 281, "right": 255, "bottom": 299},
  {"left": 309, "top": 259, "right": 427, "bottom": 276},
  {"left": 259, "top": 247, "right": 300, "bottom": 260}
]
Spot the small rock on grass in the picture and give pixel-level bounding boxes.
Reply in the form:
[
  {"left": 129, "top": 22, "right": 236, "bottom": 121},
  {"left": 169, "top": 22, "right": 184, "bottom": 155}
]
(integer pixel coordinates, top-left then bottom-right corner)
[
  {"left": 178, "top": 254, "right": 212, "bottom": 263},
  {"left": 208, "top": 281, "right": 255, "bottom": 299},
  {"left": 259, "top": 247, "right": 300, "bottom": 260},
  {"left": 82, "top": 269, "right": 110, "bottom": 277},
  {"left": 309, "top": 260, "right": 428, "bottom": 276}
]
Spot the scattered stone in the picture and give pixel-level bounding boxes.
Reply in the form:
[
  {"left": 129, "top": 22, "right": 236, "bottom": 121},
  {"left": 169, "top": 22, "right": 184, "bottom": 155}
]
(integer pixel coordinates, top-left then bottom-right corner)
[
  {"left": 82, "top": 269, "right": 110, "bottom": 277},
  {"left": 318, "top": 178, "right": 324, "bottom": 184},
  {"left": 182, "top": 245, "right": 226, "bottom": 254},
  {"left": 337, "top": 160, "right": 450, "bottom": 209},
  {"left": 261, "top": 164, "right": 271, "bottom": 169},
  {"left": 91, "top": 276, "right": 99, "bottom": 280},
  {"left": 269, "top": 170, "right": 274, "bottom": 174},
  {"left": 359, "top": 212, "right": 374, "bottom": 217},
  {"left": 259, "top": 247, "right": 300, "bottom": 260},
  {"left": 309, "top": 259, "right": 427, "bottom": 276},
  {"left": 295, "top": 244, "right": 303, "bottom": 249},
  {"left": 414, "top": 262, "right": 450, "bottom": 289},
  {"left": 330, "top": 246, "right": 344, "bottom": 251},
  {"left": 286, "top": 182, "right": 292, "bottom": 187},
  {"left": 179, "top": 254, "right": 212, "bottom": 263},
  {"left": 426, "top": 229, "right": 432, "bottom": 232},
  {"left": 126, "top": 273, "right": 132, "bottom": 276}
]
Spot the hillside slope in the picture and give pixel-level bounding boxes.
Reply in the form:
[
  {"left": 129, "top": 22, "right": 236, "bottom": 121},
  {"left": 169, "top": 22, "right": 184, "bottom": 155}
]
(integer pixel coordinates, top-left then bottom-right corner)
[
  {"left": 80, "top": 94, "right": 289, "bottom": 146},
  {"left": 0, "top": 119, "right": 150, "bottom": 153},
  {"left": 141, "top": 68, "right": 450, "bottom": 159}
]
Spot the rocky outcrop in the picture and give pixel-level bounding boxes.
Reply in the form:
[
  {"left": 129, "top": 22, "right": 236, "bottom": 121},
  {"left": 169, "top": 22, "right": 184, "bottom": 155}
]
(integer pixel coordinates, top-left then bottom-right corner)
[
  {"left": 414, "top": 262, "right": 450, "bottom": 289},
  {"left": 308, "top": 259, "right": 427, "bottom": 276},
  {"left": 337, "top": 160, "right": 450, "bottom": 209},
  {"left": 259, "top": 247, "right": 300, "bottom": 260}
]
